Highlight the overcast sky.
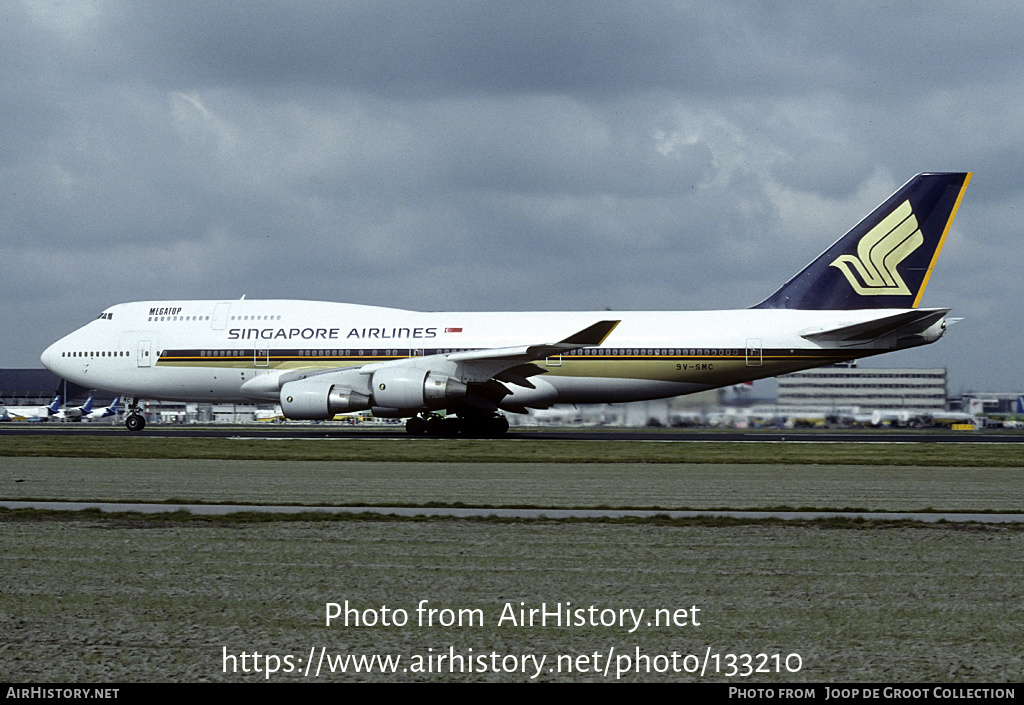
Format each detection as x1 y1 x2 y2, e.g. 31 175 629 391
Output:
3 1 1021 394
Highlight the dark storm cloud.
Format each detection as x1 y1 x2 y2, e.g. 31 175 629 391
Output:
1 1 1021 393
103 2 706 96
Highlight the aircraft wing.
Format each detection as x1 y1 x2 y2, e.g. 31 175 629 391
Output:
400 318 621 406
243 319 621 402
447 320 621 362
445 320 620 383
800 308 949 346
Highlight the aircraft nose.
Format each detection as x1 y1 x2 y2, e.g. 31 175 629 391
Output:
40 342 60 374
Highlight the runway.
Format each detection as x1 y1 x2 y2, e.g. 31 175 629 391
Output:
3 499 1023 523
2 423 1023 443
4 428 1021 525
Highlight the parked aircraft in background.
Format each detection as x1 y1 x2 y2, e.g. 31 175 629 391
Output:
79 397 121 422
0 396 61 422
40 172 971 436
253 405 285 423
59 395 94 421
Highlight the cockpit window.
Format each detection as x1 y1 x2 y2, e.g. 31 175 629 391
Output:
97 312 113 320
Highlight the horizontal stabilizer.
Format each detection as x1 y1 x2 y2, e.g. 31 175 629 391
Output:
801 308 949 345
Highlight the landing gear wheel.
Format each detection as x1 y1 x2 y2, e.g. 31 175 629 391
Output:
405 416 426 435
459 413 509 437
125 414 146 432
423 415 461 437
424 415 445 436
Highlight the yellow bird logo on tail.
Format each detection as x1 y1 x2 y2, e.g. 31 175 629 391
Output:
830 200 922 296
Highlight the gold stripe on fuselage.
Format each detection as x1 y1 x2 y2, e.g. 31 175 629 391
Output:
156 350 856 386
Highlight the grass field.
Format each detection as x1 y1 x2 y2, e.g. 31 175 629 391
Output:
3 517 1022 682
2 434 1022 682
1 431 1023 466
3 458 1024 512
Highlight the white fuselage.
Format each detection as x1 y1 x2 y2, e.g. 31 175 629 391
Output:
1 403 56 422
40 299 941 410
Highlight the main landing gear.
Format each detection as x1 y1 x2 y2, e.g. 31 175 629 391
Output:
405 413 510 437
125 398 146 432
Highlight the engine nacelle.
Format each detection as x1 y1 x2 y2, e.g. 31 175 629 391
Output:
497 376 558 412
371 368 468 411
280 378 371 420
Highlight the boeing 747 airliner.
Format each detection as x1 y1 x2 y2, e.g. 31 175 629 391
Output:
41 172 971 435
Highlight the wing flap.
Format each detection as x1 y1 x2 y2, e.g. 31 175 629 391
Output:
493 363 546 389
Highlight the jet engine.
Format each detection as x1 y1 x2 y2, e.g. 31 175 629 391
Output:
370 368 468 415
279 377 371 420
279 366 468 420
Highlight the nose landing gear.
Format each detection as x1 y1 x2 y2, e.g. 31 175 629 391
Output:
125 398 146 432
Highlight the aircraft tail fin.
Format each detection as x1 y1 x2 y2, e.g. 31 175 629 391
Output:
81 397 94 414
48 396 61 415
754 172 971 310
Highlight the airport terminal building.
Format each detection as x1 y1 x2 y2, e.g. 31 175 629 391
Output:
776 365 947 412
0 369 74 405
